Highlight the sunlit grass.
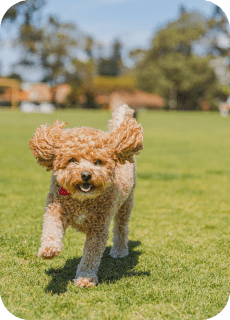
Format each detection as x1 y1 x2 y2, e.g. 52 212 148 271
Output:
0 108 230 319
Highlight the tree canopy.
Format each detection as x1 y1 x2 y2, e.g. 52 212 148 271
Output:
98 39 123 77
134 9 229 110
1 2 229 110
2 0 46 26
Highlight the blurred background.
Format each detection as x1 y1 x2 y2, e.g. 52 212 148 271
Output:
1 4 230 317
0 0 229 113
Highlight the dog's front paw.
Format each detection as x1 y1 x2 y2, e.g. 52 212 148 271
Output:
38 243 62 259
74 276 98 288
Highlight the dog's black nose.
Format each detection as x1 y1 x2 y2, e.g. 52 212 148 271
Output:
81 171 92 182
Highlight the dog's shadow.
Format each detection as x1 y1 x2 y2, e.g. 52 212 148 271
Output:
45 240 149 295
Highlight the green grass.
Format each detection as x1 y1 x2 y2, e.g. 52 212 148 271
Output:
0 108 230 320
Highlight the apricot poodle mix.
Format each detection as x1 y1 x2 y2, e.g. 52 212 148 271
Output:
29 104 143 288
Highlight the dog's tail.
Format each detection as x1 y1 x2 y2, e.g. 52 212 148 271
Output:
108 104 135 132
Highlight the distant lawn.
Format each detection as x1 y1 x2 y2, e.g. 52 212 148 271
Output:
0 108 230 320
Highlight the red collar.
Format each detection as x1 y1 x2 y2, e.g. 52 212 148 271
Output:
59 187 71 195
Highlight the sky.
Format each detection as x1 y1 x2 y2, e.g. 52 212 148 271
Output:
0 0 229 81
42 0 215 48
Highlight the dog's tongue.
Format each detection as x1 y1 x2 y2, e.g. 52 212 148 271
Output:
80 183 91 192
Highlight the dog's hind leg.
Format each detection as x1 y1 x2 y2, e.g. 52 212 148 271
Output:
110 191 134 258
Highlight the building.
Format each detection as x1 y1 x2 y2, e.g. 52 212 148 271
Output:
21 82 52 102
53 84 71 104
95 90 165 110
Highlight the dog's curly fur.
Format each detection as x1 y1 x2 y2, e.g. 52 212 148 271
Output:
29 104 143 288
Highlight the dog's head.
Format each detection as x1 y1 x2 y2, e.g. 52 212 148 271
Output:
29 118 143 200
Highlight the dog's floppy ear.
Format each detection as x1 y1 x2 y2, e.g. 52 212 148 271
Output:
29 120 67 171
111 117 143 164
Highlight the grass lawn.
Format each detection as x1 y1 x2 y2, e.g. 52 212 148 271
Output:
0 108 230 320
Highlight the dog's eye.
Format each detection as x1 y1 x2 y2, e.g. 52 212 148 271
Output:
94 159 102 165
69 158 78 163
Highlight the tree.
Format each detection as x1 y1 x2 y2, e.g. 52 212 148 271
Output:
2 0 46 26
7 73 23 82
15 16 79 83
135 9 224 110
207 5 230 88
84 36 94 59
14 14 99 107
1 0 46 78
179 4 187 16
208 5 230 59
66 58 97 108
98 39 123 77
129 48 145 65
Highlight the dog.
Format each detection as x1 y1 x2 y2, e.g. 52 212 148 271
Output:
29 104 143 288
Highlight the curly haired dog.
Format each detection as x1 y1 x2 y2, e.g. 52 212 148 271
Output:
29 104 143 288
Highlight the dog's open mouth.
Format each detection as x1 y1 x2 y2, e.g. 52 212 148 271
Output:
78 183 93 193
